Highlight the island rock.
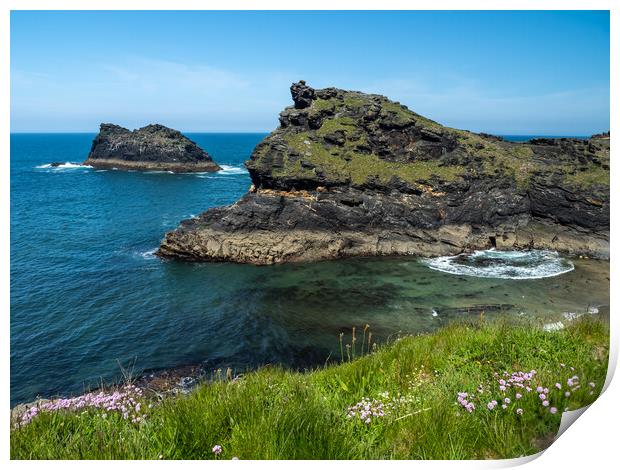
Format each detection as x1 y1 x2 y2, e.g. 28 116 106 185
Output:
84 123 221 172
158 82 609 264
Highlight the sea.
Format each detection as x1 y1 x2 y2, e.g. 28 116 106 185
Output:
10 133 607 406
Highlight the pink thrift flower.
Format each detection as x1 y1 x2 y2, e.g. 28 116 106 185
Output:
542 400 549 407
212 445 222 455
516 408 523 415
550 407 558 414
515 393 522 399
555 383 562 389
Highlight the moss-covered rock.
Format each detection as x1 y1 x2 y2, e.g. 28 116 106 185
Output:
159 81 609 264
246 82 608 194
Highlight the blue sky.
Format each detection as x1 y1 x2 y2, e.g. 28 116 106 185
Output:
11 10 609 134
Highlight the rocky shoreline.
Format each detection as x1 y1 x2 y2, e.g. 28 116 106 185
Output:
84 123 221 173
158 81 609 264
11 363 211 419
12 300 609 416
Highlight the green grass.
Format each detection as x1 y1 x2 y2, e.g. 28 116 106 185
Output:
310 97 337 113
342 94 368 110
250 89 609 192
315 116 358 137
449 130 536 188
563 164 610 188
279 131 464 187
379 101 417 127
11 318 608 460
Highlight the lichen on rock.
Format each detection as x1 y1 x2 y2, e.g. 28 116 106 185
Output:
158 81 609 264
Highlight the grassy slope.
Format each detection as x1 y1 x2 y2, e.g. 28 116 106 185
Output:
11 319 608 460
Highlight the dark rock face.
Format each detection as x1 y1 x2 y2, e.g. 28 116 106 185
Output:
290 80 316 109
84 123 221 172
158 81 609 264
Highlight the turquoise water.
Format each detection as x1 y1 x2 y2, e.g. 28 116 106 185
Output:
10 133 609 406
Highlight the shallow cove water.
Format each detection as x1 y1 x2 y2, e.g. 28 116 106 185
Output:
10 133 609 406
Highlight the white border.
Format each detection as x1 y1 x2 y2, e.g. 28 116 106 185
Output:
2 2 616 468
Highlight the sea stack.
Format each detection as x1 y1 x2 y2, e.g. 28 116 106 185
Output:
158 81 609 264
84 123 221 173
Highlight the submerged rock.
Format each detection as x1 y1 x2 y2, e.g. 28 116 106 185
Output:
158 81 609 264
84 123 221 173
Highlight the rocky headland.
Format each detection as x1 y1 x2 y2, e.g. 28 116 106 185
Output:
84 123 221 172
158 81 609 264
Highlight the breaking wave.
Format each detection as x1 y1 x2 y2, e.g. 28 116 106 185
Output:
139 248 158 260
36 162 93 170
217 165 247 175
421 249 575 280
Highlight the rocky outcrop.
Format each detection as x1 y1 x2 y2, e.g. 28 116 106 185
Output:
84 124 221 172
158 81 609 264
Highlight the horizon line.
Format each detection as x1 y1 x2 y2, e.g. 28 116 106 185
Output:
9 130 598 136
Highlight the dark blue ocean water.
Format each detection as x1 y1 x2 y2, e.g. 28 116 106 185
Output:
10 133 608 406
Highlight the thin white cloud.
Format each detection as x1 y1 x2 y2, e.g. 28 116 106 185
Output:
11 58 293 131
357 77 609 134
101 58 251 93
11 61 608 134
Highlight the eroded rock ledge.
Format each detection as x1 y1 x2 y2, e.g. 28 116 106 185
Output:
84 123 221 173
158 81 609 264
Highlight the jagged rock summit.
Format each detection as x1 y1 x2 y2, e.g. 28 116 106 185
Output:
158 81 609 264
84 123 221 172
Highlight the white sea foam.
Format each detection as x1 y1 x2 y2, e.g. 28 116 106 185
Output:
421 249 575 280
562 311 585 321
36 162 93 170
140 248 158 260
543 321 565 332
217 164 247 175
